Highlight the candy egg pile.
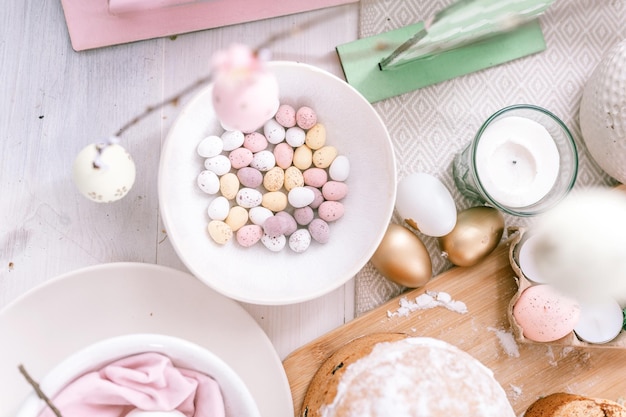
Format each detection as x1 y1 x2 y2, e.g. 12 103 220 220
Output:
196 104 350 252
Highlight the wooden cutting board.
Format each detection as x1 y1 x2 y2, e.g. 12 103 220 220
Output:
282 241 626 416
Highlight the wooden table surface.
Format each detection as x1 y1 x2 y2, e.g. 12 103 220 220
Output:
283 242 626 415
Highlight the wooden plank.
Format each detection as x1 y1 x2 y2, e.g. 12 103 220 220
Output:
283 242 626 415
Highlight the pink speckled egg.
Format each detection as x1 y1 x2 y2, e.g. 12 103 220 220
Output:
228 147 253 169
318 201 345 222
308 218 330 243
513 284 581 342
322 181 348 201
236 224 263 247
273 142 294 169
275 104 297 128
296 106 317 130
302 167 328 188
243 131 268 153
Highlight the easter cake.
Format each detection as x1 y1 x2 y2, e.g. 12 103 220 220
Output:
524 393 626 417
301 333 515 417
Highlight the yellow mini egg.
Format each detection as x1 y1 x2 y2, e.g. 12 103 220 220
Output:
370 223 432 288
438 206 504 267
395 172 456 237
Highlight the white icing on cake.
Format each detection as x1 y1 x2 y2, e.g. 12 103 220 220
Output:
321 337 515 417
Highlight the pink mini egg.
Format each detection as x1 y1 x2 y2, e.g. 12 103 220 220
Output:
275 104 296 128
243 131 268 153
228 147 253 169
263 215 291 238
306 186 324 209
303 167 328 188
296 106 317 130
273 142 294 169
322 181 348 201
513 284 581 342
237 167 263 188
293 206 315 225
318 201 345 222
275 211 298 235
308 218 330 243
236 224 263 247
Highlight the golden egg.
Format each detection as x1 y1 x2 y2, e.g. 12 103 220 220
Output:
370 223 432 288
438 206 504 267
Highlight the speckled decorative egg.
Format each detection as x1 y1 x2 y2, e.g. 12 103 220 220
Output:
73 142 136 203
512 284 581 342
580 38 626 182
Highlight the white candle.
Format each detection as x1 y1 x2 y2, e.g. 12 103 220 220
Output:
475 116 560 208
517 234 549 284
573 299 624 344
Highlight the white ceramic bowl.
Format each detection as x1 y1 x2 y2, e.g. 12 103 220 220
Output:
16 333 261 417
159 61 396 305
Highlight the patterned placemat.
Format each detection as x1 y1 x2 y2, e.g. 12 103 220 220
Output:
354 0 626 315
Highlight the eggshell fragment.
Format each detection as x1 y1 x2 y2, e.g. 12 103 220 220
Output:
513 284 581 342
396 172 457 237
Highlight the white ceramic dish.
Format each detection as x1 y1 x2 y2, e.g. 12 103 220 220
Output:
16 333 260 417
0 263 292 417
159 61 396 305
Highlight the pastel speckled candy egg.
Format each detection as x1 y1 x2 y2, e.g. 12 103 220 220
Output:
322 181 348 201
289 229 312 253
275 104 296 127
303 167 328 188
204 155 231 176
197 170 220 194
293 206 314 225
221 130 245 151
207 220 233 245
261 233 286 252
288 187 315 208
237 167 263 188
250 150 276 171
312 145 337 168
275 211 298 235
329 155 350 181
229 147 254 169
219 172 240 200
274 142 294 169
264 118 286 144
284 166 304 191
263 166 285 192
243 131 268 153
224 205 248 231
236 188 263 208
261 191 288 212
207 196 230 221
285 127 306 147
318 201 345 222
305 123 326 150
308 218 330 243
296 106 317 130
197 135 223 158
513 284 581 342
73 142 136 203
236 224 263 247
249 206 274 225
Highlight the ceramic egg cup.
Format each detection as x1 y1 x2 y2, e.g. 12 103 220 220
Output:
507 227 626 349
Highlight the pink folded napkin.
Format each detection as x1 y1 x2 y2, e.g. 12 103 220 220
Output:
39 352 225 417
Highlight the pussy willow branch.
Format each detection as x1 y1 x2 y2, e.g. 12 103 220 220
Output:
114 9 341 139
18 364 63 417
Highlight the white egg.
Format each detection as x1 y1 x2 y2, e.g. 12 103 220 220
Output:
395 172 457 237
73 142 136 203
329 155 350 181
125 409 186 417
207 196 230 220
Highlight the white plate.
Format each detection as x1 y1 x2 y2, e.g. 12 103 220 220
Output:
0 263 293 417
159 61 396 305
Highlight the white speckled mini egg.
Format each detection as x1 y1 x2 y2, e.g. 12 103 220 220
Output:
197 135 223 158
73 142 136 203
207 196 230 220
204 155 231 176
221 130 245 151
